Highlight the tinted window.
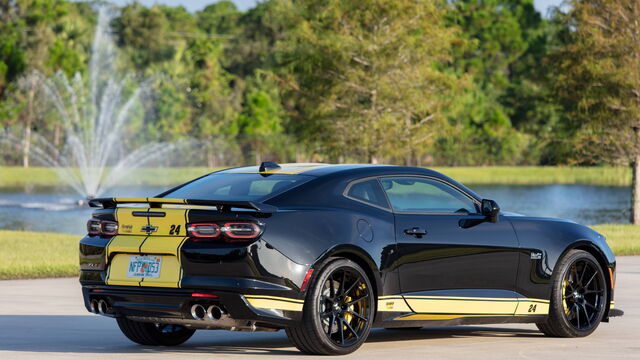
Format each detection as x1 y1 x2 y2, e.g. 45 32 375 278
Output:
346 179 389 209
162 173 312 201
379 177 476 213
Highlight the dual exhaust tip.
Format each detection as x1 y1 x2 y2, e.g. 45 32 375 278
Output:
90 299 111 316
190 304 224 321
91 298 225 321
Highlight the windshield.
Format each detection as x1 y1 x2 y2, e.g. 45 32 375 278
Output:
161 173 313 202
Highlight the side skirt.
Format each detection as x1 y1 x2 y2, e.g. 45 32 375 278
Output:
374 313 547 328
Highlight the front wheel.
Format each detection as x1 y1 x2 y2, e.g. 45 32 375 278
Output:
286 258 375 355
537 250 607 337
116 317 195 346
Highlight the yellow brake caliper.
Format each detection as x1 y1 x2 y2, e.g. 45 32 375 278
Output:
563 280 571 315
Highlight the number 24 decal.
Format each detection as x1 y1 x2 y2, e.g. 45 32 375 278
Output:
169 224 181 235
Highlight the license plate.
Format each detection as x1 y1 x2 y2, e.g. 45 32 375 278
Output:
127 255 162 278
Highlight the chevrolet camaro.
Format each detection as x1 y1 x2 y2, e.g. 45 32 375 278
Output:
79 163 622 355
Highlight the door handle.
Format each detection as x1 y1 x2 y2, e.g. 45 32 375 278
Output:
404 227 427 238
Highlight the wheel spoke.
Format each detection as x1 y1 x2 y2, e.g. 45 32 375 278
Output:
574 304 581 328
583 289 604 295
563 293 575 299
578 262 589 287
339 318 345 344
347 293 369 306
570 266 579 289
343 318 359 340
338 270 346 296
583 272 597 290
344 276 362 297
581 304 591 328
346 309 368 322
327 314 334 336
584 301 598 311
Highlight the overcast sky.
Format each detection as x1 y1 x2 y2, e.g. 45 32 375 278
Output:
105 0 565 14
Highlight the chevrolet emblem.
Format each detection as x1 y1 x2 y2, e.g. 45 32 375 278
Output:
141 225 158 235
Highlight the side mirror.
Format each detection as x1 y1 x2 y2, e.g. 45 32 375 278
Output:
481 199 500 223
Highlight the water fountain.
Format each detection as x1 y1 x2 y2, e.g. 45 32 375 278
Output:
1 5 183 200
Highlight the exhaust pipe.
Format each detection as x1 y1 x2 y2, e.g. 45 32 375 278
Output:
190 304 206 320
207 305 224 321
97 299 110 315
90 299 99 314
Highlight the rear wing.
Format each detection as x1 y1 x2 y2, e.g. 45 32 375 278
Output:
87 197 277 213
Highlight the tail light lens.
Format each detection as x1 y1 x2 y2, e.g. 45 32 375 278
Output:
87 218 118 236
187 223 221 238
87 219 101 235
101 221 119 236
222 222 262 240
187 221 263 242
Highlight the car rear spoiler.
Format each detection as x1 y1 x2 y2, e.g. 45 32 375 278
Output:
87 197 277 213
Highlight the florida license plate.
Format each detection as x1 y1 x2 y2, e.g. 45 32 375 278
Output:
127 255 162 278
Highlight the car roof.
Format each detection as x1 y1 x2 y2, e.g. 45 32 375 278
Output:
218 163 480 198
219 163 379 176
218 163 430 177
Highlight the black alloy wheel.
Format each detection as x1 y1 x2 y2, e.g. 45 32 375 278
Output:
561 257 606 330
318 266 372 347
286 258 375 355
537 250 607 337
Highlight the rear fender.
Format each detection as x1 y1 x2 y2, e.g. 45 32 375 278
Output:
311 244 383 298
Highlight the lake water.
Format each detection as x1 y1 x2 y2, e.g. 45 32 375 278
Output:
0 184 631 235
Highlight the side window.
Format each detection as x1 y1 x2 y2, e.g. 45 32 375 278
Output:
379 177 477 214
345 179 389 209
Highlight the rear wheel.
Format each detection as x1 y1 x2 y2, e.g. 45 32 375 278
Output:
286 258 375 355
116 317 195 346
537 250 607 337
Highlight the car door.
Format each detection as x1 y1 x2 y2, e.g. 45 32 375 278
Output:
379 176 522 318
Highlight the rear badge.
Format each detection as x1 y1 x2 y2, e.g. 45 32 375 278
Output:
141 225 158 235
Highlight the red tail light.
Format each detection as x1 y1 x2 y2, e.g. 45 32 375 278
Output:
87 218 118 236
187 223 221 238
187 221 263 242
222 222 262 241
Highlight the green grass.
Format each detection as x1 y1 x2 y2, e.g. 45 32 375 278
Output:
0 167 216 188
0 230 79 280
0 225 638 280
432 166 631 186
0 166 632 188
591 225 640 256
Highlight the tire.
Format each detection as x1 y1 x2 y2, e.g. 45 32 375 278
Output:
286 258 375 355
116 317 195 346
536 250 607 337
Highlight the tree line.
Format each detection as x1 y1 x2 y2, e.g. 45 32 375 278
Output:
0 0 638 176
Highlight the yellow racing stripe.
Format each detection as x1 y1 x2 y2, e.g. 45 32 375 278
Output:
384 295 550 320
244 295 305 312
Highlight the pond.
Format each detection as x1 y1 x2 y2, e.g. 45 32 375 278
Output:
0 184 631 235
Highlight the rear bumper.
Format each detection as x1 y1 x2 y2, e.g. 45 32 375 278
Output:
81 283 303 330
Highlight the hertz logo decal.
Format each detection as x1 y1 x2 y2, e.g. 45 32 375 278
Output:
386 301 395 309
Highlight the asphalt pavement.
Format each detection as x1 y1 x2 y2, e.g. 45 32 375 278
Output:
0 257 638 359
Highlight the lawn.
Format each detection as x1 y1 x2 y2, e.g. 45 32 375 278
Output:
0 230 79 280
0 166 632 188
0 167 216 188
0 225 638 280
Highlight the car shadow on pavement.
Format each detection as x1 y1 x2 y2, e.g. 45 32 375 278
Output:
0 315 542 356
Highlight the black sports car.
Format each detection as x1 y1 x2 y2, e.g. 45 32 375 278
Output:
79 163 621 355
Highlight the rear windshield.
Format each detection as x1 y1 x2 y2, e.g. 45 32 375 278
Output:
161 173 313 201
